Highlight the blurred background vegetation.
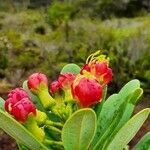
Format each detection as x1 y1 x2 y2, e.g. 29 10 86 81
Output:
0 0 150 95
0 0 150 149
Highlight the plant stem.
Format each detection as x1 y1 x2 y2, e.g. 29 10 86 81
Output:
45 120 63 128
38 89 56 110
46 125 62 134
44 139 63 147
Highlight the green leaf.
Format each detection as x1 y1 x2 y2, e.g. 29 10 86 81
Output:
106 108 150 150
93 100 132 150
118 79 140 100
101 88 143 149
129 88 143 105
17 143 29 150
22 80 44 111
0 97 5 111
91 80 141 148
62 108 96 150
0 109 48 150
91 94 119 147
61 63 81 74
134 132 150 150
100 103 134 150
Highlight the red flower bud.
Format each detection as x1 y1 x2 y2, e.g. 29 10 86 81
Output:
72 77 103 107
58 73 76 90
11 98 36 122
5 88 29 113
27 73 48 93
50 80 61 94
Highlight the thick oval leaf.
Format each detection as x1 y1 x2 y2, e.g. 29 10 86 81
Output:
61 63 81 75
0 109 48 150
106 108 150 150
134 132 150 150
62 108 96 150
0 97 5 111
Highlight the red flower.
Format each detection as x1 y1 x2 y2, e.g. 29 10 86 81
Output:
90 62 113 85
11 98 36 122
103 68 113 85
91 62 108 76
72 77 103 107
50 80 61 94
81 52 113 85
27 73 48 93
80 64 91 74
5 88 29 113
58 73 76 90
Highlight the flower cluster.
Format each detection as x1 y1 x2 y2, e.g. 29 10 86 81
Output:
50 51 112 107
3 51 113 147
1 51 149 150
5 51 113 122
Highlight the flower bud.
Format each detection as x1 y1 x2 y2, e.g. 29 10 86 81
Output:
58 73 76 90
27 73 48 93
72 76 103 107
11 98 36 122
5 88 29 113
27 73 55 109
50 80 61 94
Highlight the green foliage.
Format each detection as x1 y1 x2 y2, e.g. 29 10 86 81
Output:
106 108 150 150
0 79 149 149
0 3 149 149
0 109 48 150
16 49 41 70
0 37 9 70
62 108 96 150
91 80 143 149
47 2 74 28
0 97 4 111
